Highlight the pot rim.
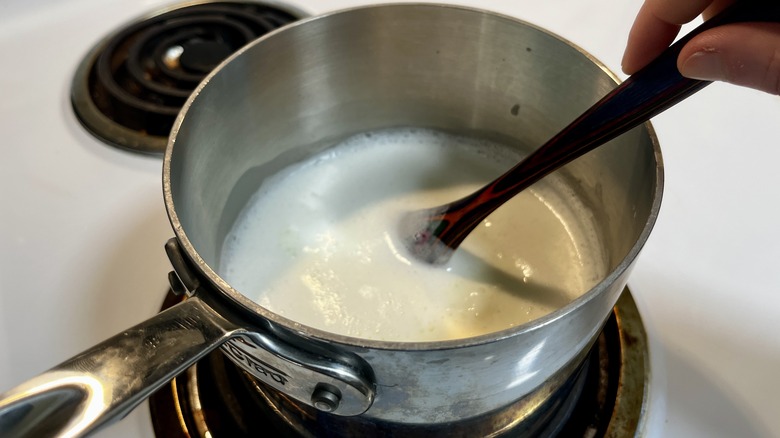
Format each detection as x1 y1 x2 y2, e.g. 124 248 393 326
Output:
162 2 664 352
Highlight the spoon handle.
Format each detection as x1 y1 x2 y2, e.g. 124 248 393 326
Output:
436 0 780 248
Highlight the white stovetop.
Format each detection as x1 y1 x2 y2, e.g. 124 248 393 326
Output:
1 0 779 437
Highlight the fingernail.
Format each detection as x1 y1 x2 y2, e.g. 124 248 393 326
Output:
680 50 726 81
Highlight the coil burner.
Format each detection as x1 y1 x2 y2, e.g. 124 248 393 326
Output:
71 2 304 154
149 290 649 437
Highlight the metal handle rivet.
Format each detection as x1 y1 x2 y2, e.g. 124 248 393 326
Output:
168 271 187 296
311 384 341 412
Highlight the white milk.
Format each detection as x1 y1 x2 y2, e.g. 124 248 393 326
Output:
220 128 607 342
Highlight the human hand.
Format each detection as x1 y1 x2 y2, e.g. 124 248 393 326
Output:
622 0 780 94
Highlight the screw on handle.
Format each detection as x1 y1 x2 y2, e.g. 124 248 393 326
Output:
311 383 342 412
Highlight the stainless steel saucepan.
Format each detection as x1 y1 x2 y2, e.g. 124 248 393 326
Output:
0 4 662 437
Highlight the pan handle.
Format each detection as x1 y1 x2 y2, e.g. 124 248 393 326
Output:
0 296 241 438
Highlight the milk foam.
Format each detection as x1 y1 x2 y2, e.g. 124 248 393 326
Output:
220 128 607 342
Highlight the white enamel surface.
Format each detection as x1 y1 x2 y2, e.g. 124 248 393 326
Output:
1 0 779 437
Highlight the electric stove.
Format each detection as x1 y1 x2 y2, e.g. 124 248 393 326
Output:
1 0 779 437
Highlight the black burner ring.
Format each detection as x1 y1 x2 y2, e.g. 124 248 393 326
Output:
149 291 649 437
180 39 235 72
71 1 306 154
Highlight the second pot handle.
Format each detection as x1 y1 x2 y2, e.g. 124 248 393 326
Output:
0 296 240 438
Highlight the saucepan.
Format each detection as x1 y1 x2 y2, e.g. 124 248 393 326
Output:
0 4 661 437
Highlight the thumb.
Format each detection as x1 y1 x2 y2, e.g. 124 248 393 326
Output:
679 22 780 95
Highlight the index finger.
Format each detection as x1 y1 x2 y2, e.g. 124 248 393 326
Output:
646 0 715 25
622 0 718 74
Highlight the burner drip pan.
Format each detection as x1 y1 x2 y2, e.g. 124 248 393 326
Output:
149 289 648 437
71 1 305 154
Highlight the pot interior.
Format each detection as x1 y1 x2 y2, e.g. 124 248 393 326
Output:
166 4 660 337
